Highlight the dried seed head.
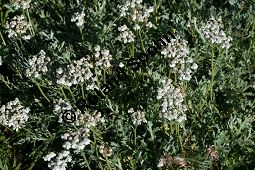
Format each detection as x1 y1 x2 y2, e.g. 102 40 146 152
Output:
207 145 219 161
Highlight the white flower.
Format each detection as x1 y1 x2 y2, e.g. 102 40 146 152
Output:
128 108 134 113
71 11 85 27
130 108 147 126
6 15 32 40
25 50 51 78
119 62 124 68
0 98 30 131
134 24 141 30
161 36 197 81
94 45 101 52
92 46 113 69
118 0 155 31
118 26 135 44
191 63 198 70
56 57 97 88
43 152 57 161
0 56 2 66
44 150 72 170
201 16 232 49
12 0 31 10
146 21 153 28
157 78 187 122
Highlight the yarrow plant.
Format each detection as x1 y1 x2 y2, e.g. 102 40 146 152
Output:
6 15 32 40
25 50 51 78
11 0 31 10
94 45 112 68
43 98 105 169
200 16 233 49
117 24 135 43
117 0 155 30
0 98 30 131
116 0 155 44
157 78 187 123
0 0 254 169
128 107 147 125
43 150 72 170
55 57 96 88
161 35 198 81
71 11 86 27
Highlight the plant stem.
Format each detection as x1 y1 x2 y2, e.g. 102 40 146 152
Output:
248 14 255 53
26 9 35 36
154 0 158 24
81 84 85 99
134 126 137 145
138 29 145 52
210 46 215 101
0 32 6 45
105 157 112 170
68 87 76 103
60 86 68 101
82 152 92 170
34 80 50 102
130 42 135 57
92 128 104 170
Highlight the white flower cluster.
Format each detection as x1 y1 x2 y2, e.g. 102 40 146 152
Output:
157 78 187 123
0 56 2 66
128 108 147 126
54 98 104 149
0 98 29 131
117 25 135 43
61 110 105 151
6 15 31 40
93 45 112 68
71 11 85 27
56 57 97 89
25 50 51 78
117 0 154 30
45 99 105 169
201 16 232 49
99 144 113 157
161 35 198 81
11 0 31 10
43 151 72 170
53 98 77 124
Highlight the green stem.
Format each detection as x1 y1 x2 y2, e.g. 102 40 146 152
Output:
26 9 35 36
154 0 158 24
130 42 135 57
134 126 137 145
0 75 12 89
105 157 112 170
93 0 98 11
81 84 85 99
82 152 92 170
174 71 177 85
248 14 255 53
210 46 215 101
68 87 76 103
138 29 145 52
60 86 68 101
0 32 6 45
34 80 50 102
92 128 104 170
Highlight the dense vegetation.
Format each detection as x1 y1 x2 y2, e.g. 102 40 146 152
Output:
0 0 254 169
